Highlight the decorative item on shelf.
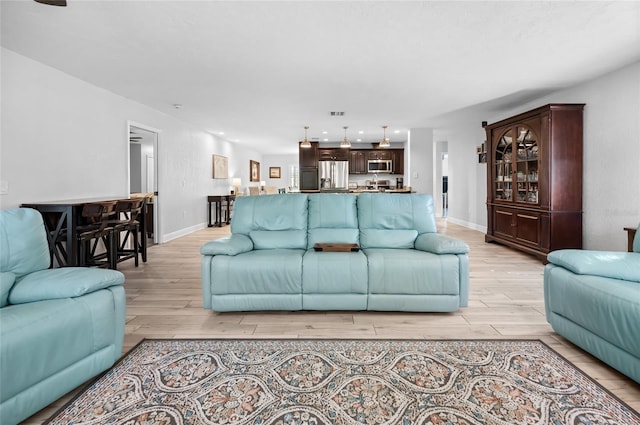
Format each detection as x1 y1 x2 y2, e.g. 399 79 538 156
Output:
212 154 229 179
477 141 487 163
269 167 281 179
378 125 390 148
231 177 241 195
260 181 266 194
299 125 311 148
250 160 260 182
340 126 351 148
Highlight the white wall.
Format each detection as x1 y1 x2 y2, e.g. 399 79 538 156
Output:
0 48 262 242
261 154 297 191
435 60 640 249
406 128 434 195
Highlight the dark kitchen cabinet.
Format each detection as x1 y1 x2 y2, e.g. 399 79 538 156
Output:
319 148 349 161
299 141 319 167
391 149 404 175
299 142 319 190
349 150 367 174
367 150 392 160
485 103 584 261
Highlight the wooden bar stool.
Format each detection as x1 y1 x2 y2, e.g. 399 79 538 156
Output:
109 198 145 267
78 201 118 269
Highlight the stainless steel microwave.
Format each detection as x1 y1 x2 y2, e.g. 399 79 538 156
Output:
367 159 392 173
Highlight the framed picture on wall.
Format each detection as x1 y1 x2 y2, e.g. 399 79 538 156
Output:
250 160 260 182
269 166 281 179
212 154 229 179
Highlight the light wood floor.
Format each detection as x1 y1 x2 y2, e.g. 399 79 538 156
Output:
22 220 640 423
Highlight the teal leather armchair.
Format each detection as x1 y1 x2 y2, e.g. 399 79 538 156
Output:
0 208 126 425
544 224 640 383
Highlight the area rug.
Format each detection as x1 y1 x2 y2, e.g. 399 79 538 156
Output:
45 339 640 425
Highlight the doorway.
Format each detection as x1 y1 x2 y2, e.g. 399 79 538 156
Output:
128 122 159 245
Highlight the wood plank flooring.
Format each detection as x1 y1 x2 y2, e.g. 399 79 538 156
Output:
21 220 640 423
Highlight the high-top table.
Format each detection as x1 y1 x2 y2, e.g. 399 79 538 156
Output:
207 195 235 227
21 197 147 267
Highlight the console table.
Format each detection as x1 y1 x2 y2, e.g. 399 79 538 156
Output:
624 227 637 252
208 195 235 227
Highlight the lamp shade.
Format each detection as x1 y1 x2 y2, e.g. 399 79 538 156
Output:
232 178 242 187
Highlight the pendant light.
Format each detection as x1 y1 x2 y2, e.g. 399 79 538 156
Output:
300 126 311 148
340 126 351 148
379 125 390 148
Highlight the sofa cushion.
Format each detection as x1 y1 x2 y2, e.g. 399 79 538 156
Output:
0 272 16 307
415 233 470 254
250 230 307 250
364 248 461 296
360 229 418 248
547 250 640 283
231 194 308 235
357 193 437 248
307 194 359 249
9 268 124 304
0 208 50 277
200 234 253 256
210 249 304 295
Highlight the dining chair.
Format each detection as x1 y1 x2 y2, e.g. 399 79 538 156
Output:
248 186 260 196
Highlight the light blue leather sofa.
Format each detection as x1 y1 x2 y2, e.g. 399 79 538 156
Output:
201 193 470 312
0 208 126 425
544 225 640 383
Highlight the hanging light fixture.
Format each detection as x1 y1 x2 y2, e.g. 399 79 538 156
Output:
300 126 311 148
379 125 390 148
340 126 351 148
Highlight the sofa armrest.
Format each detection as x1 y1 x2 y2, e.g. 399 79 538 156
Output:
1 271 16 307
414 233 470 254
547 249 640 283
8 268 124 304
200 234 253 256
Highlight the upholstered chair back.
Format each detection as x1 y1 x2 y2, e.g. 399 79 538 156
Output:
0 208 50 278
307 194 359 249
357 193 437 249
230 194 308 249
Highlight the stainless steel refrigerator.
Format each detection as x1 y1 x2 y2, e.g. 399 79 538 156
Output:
319 161 349 190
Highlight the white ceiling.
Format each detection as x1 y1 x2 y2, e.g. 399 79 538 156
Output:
2 1 639 154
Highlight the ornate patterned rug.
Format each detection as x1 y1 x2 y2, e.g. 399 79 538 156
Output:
45 339 639 425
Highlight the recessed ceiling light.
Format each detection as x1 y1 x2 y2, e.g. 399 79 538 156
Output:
358 130 364 134
322 131 328 134
394 130 401 134
323 138 329 142
218 132 225 135
356 138 362 142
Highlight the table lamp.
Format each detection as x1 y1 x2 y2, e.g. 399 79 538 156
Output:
232 178 241 195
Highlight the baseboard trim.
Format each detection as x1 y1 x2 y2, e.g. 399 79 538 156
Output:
160 222 207 243
446 217 487 234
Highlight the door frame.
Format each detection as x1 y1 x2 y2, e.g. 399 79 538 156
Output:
127 120 161 244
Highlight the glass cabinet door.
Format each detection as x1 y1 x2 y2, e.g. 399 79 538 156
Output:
515 126 539 204
494 129 513 201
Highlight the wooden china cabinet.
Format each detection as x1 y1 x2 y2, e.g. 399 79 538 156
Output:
485 103 585 261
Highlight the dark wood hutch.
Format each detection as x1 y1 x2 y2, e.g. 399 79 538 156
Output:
485 103 585 261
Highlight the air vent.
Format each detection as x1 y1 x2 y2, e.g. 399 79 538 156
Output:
330 112 345 116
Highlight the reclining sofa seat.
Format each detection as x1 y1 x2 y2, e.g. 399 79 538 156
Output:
0 208 126 425
544 224 640 383
201 193 470 312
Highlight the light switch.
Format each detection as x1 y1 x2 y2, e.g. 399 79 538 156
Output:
0 181 8 195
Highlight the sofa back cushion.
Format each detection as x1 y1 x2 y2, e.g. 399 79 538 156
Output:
307 194 359 248
357 193 437 248
0 208 50 278
231 194 308 249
